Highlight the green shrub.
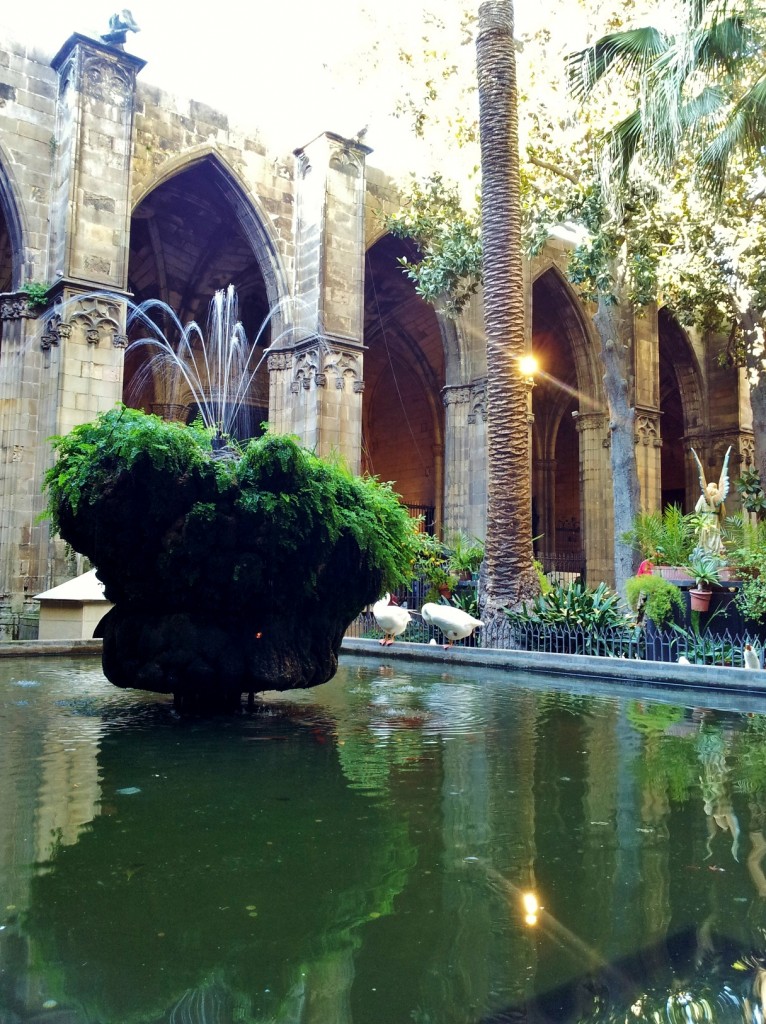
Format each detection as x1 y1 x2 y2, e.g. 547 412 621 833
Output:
735 467 766 518
504 580 627 631
624 573 685 629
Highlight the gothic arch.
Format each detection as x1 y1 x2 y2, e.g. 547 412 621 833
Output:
658 307 704 508
530 264 600 569
124 153 285 439
0 147 27 292
131 148 289 316
531 261 602 401
362 233 446 525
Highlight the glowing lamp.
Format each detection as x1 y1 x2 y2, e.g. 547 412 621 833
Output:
519 355 539 378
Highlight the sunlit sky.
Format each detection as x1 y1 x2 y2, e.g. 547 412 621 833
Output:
0 1 434 172
0 1 597 180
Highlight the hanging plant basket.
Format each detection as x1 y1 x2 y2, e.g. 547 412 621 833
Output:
689 588 713 612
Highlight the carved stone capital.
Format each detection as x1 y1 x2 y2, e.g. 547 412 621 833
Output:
443 386 471 408
0 293 39 321
292 349 321 390
470 382 487 425
267 351 293 372
572 411 608 434
324 350 361 391
740 434 756 466
59 294 125 348
634 413 661 447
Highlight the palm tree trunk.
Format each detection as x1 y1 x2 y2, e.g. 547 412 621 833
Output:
476 0 538 645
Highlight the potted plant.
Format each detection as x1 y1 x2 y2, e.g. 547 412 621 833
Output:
446 531 484 582
684 551 723 612
622 505 696 579
413 531 459 602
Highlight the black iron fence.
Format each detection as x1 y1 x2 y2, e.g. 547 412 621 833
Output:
347 611 765 668
535 550 586 586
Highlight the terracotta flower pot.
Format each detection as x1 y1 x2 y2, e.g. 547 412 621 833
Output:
689 587 713 612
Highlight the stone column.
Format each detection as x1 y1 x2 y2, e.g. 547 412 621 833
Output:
634 411 662 510
49 33 145 291
286 132 371 471
573 410 613 586
0 35 145 627
534 458 557 557
0 296 47 637
442 380 487 541
632 305 662 510
279 339 365 471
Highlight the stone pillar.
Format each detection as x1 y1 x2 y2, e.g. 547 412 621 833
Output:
0 296 47 637
49 33 145 291
442 380 487 541
286 132 371 470
0 35 144 628
535 458 557 555
634 410 662 510
632 305 662 510
573 410 613 586
268 341 364 471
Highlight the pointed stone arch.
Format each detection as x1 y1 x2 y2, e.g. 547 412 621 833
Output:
0 147 27 293
658 307 704 509
130 148 289 316
124 151 289 439
529 264 605 576
362 233 447 532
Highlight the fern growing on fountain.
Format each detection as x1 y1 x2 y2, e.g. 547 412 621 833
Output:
43 405 418 709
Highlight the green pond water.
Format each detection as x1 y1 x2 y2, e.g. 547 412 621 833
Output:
2 653 766 1023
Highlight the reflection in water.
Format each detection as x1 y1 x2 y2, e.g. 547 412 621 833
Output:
4 657 766 1020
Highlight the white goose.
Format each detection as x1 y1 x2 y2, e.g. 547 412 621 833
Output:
372 593 412 646
744 644 762 670
421 602 484 648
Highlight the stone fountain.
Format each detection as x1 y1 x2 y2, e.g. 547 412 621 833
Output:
43 288 415 711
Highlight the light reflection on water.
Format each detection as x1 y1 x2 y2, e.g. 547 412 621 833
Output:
2 654 766 1022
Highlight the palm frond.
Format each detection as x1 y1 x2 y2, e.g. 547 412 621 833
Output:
601 109 644 184
567 28 667 101
695 14 755 71
679 83 726 129
698 72 766 196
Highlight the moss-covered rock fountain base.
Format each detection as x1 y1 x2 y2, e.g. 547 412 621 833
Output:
45 407 415 711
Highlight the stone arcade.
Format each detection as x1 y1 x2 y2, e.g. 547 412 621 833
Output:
0 25 756 637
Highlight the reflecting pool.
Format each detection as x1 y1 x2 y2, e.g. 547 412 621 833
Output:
2 654 766 1023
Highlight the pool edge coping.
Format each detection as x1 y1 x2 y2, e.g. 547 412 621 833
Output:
340 637 766 697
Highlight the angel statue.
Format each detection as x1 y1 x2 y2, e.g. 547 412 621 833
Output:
690 445 732 557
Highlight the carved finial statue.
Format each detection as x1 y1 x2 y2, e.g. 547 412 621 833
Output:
100 10 140 48
690 445 732 557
